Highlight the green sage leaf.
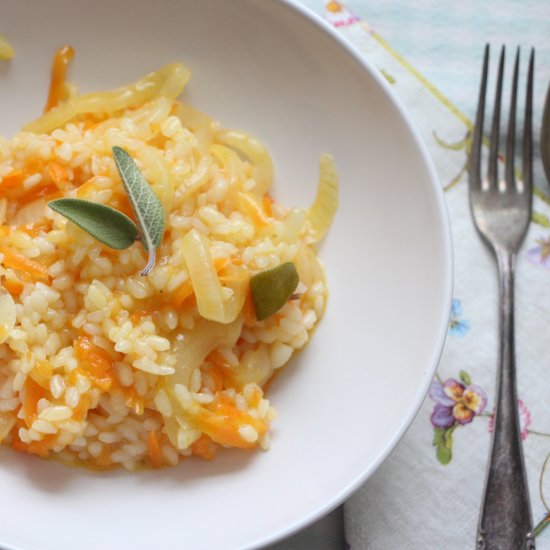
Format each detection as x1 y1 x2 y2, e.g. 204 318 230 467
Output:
112 146 165 275
250 262 299 321
48 198 139 249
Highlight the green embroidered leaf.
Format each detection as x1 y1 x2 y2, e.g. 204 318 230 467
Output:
112 146 165 275
532 211 550 228
436 441 452 465
48 198 139 249
459 370 472 386
432 428 444 446
444 426 455 449
250 262 299 321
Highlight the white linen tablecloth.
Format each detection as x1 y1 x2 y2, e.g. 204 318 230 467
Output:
270 1 550 548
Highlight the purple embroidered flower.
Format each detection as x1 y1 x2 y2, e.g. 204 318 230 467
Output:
527 238 550 269
489 399 532 440
429 377 487 428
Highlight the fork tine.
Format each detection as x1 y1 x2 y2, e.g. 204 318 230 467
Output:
522 48 534 191
470 44 489 189
504 48 519 189
488 46 505 189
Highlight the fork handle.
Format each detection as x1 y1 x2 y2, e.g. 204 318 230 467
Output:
477 249 535 550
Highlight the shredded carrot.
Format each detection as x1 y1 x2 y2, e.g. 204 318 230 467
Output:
171 258 230 308
207 365 225 392
248 386 263 409
191 434 216 460
171 280 194 308
107 191 135 220
191 399 268 450
205 351 236 390
94 445 113 468
120 388 145 415
0 226 8 237
147 431 163 468
262 195 274 217
72 393 92 421
3 278 24 297
243 290 256 326
238 192 270 226
74 337 115 392
12 435 55 458
47 161 70 188
0 246 49 281
44 45 74 112
19 182 60 206
17 220 53 237
0 170 23 192
130 309 152 325
76 177 100 199
214 257 230 272
20 377 47 427
29 360 53 390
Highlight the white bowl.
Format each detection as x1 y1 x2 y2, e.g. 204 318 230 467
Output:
0 1 452 548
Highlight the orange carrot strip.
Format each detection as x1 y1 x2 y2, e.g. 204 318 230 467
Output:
191 400 268 450
242 290 256 326
19 183 60 206
29 360 53 390
147 431 163 468
0 246 49 281
171 280 194 308
44 45 74 112
17 220 53 237
12 435 55 458
171 258 230 308
0 170 24 192
47 161 70 188
239 192 270 227
3 278 24 297
74 337 115 392
191 434 216 460
20 377 47 427
262 195 274 217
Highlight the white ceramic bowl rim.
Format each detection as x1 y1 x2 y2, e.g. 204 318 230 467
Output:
252 0 453 545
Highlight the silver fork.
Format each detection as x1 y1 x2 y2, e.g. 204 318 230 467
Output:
470 45 535 550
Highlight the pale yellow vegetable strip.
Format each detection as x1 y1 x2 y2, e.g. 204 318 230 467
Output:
169 316 243 387
216 129 274 195
24 63 190 134
181 229 247 324
176 103 219 151
306 154 339 242
0 35 14 60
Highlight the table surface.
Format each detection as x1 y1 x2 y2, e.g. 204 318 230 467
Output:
270 1 550 548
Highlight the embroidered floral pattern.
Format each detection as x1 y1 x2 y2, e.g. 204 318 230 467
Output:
527 237 550 269
449 298 470 337
488 399 532 441
429 370 486 464
324 1 359 28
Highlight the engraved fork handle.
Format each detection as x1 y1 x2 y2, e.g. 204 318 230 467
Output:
476 249 534 550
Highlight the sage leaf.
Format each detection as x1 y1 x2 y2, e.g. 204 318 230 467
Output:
250 262 299 321
48 198 139 249
112 146 165 275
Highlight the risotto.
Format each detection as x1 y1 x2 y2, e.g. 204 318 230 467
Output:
0 47 338 470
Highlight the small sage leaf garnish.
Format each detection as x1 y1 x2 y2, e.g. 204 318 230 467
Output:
250 262 299 321
48 198 139 249
112 146 165 276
